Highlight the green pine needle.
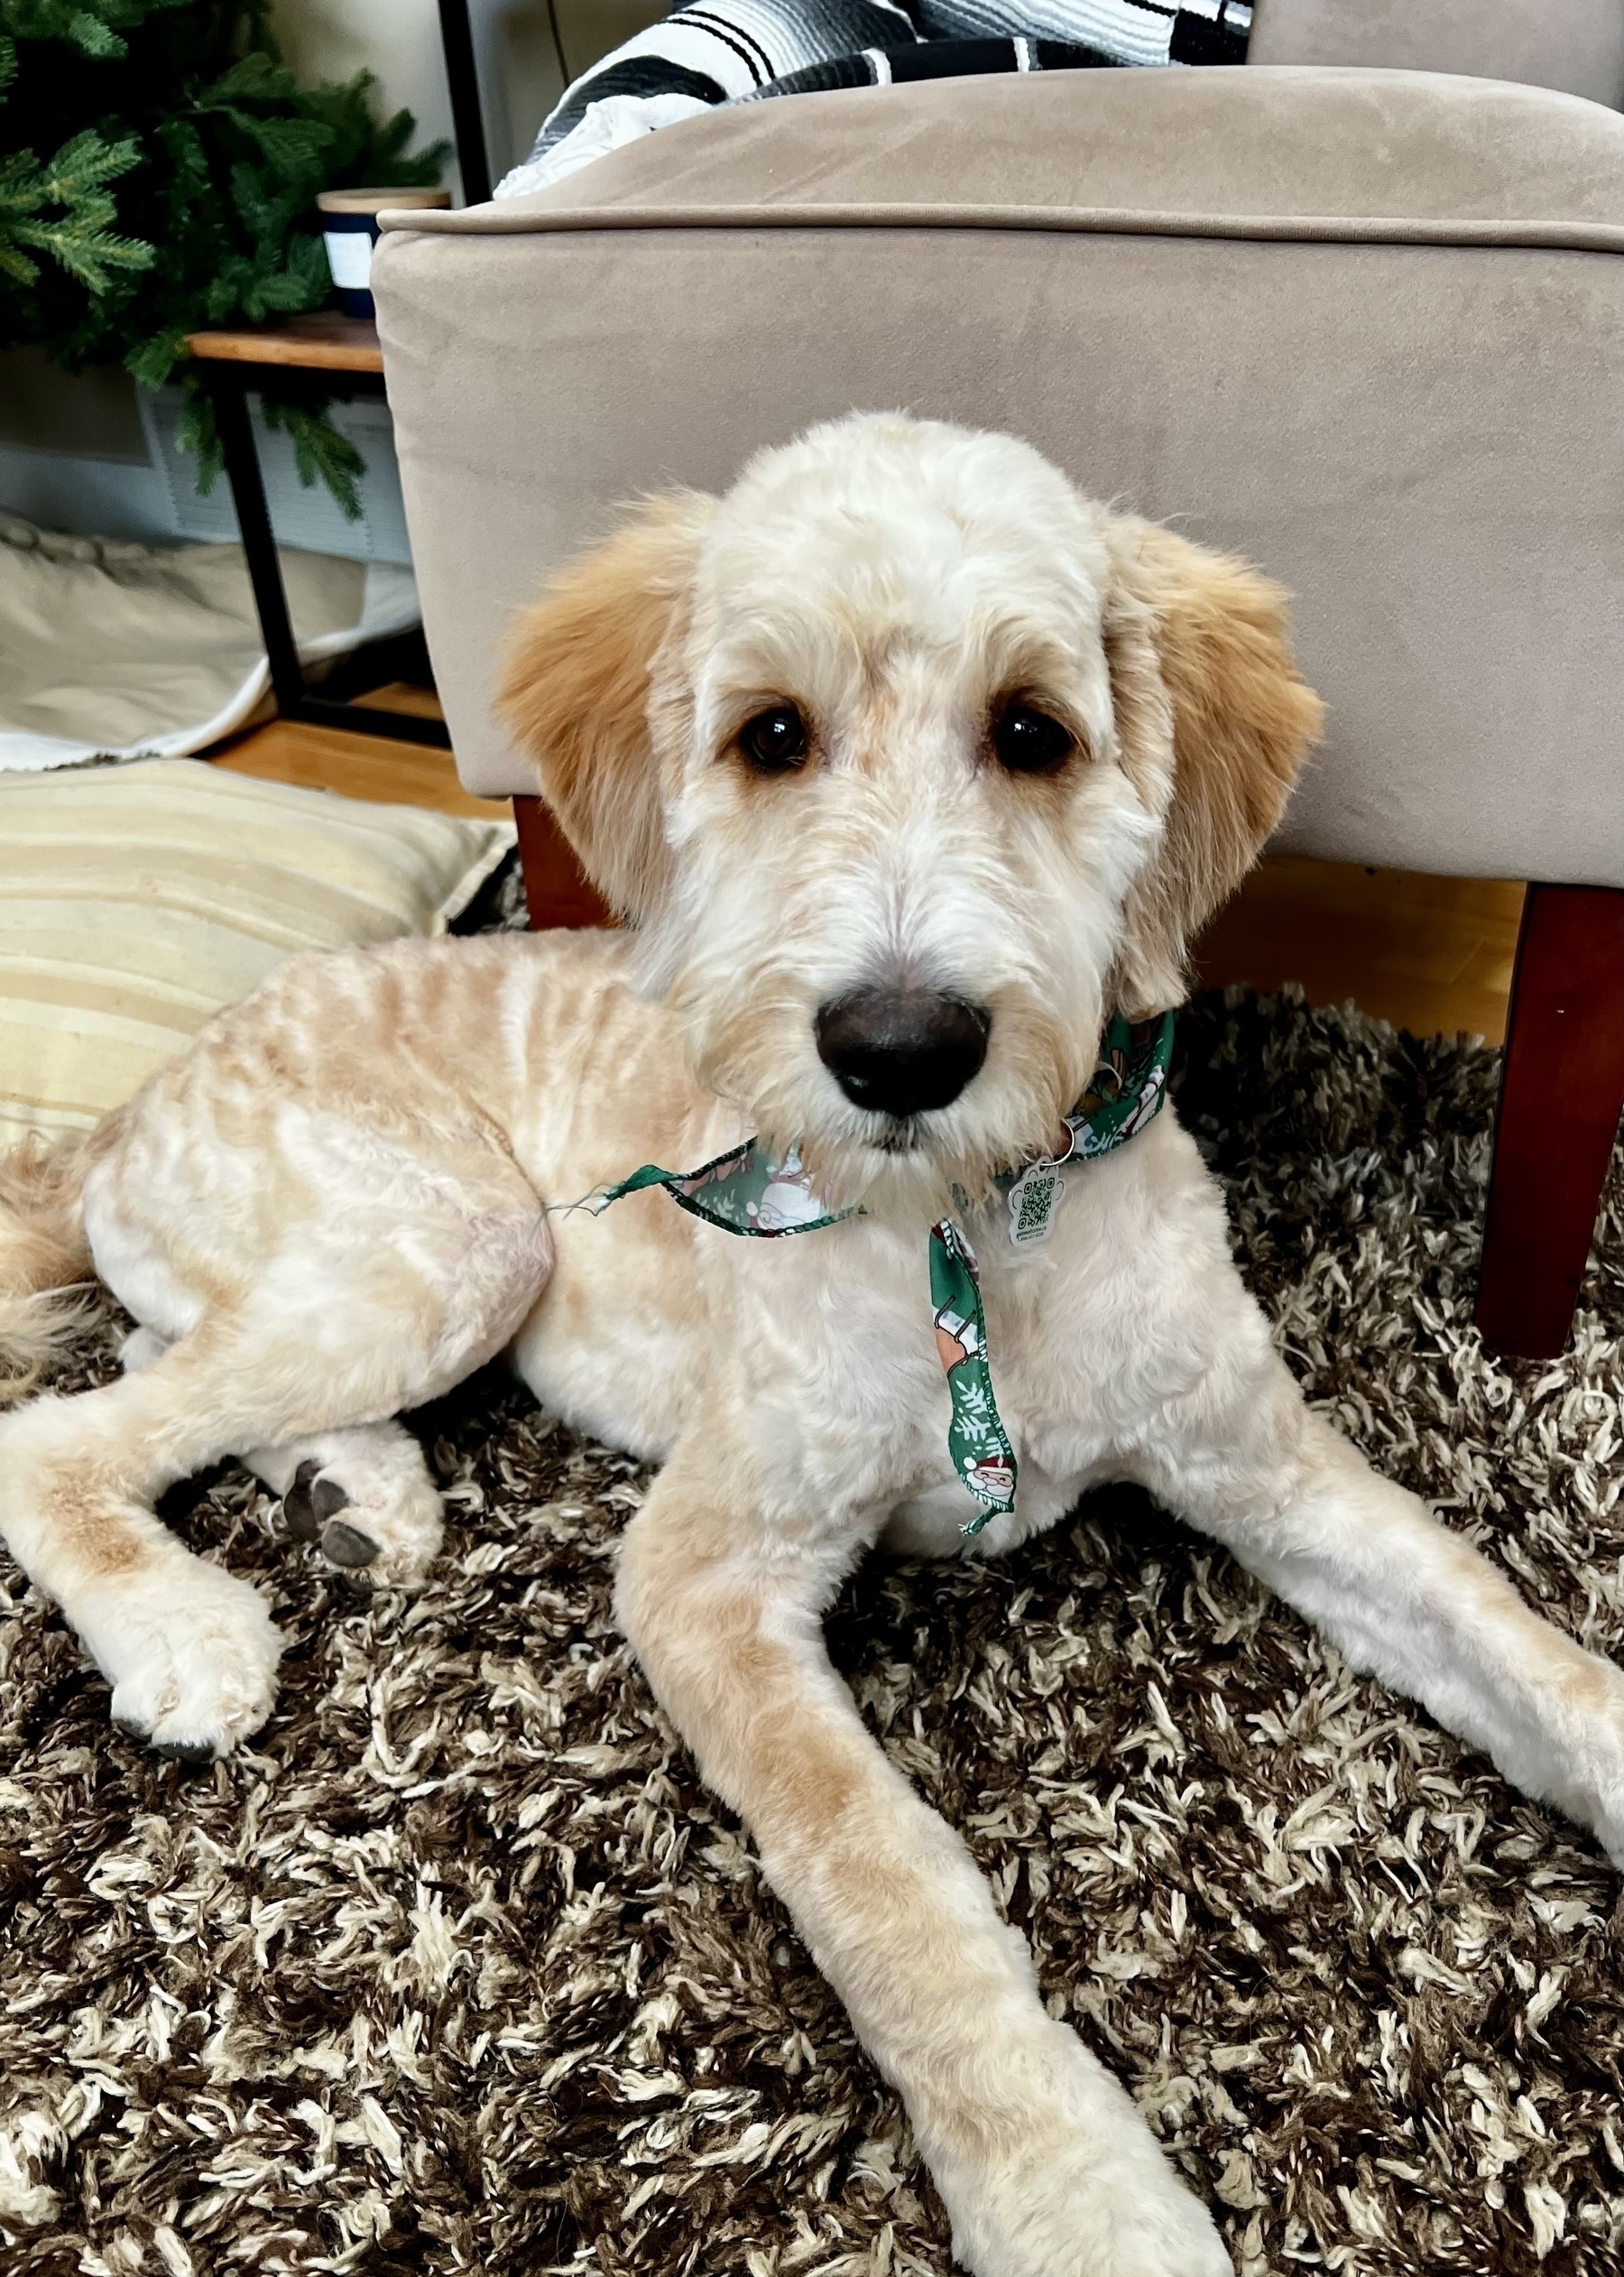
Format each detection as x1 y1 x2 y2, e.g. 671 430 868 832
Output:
172 377 223 492
40 127 143 201
204 52 297 106
124 320 187 389
64 12 127 60
0 129 153 292
263 394 364 520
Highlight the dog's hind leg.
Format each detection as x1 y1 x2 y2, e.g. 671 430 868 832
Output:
244 1421 444 1586
121 1275 444 1587
0 1165 550 1756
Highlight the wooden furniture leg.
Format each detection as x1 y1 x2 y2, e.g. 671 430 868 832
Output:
512 795 612 930
1476 884 1624 1359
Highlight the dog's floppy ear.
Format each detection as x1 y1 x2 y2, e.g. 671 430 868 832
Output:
1103 517 1324 1016
498 495 712 921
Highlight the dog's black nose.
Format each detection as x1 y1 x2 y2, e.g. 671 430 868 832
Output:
815 987 991 1118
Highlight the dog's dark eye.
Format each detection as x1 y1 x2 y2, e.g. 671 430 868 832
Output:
993 702 1074 775
740 706 807 774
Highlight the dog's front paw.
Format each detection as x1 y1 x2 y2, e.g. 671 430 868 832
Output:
1506 1650 1624 1875
927 2028 1232 2277
947 2140 1231 2277
977 2153 1230 2277
78 1555 281 1762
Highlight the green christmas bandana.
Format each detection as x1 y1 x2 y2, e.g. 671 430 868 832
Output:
586 1012 1175 1536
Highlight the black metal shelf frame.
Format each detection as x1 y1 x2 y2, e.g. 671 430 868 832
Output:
199 5 493 751
203 363 452 751
438 0 494 207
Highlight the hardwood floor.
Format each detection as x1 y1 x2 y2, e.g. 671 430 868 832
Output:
207 703 1525 1045
1194 858 1524 1045
209 687 493 819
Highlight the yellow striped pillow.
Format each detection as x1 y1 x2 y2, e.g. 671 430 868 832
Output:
0 758 513 1145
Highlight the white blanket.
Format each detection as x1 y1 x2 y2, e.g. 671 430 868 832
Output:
0 516 420 773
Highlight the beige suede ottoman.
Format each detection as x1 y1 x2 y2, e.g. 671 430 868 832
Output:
374 63 1623 886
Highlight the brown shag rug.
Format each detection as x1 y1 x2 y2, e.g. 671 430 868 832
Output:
3 983 1623 2277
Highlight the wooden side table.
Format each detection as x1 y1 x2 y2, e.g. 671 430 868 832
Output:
186 315 451 752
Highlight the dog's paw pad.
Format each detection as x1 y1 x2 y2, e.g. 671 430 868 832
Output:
311 1476 350 1523
271 1443 443 1588
282 1458 323 1542
283 1463 355 1547
152 1738 217 1769
321 1518 379 1569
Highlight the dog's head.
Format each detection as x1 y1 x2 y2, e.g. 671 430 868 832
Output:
500 414 1322 1211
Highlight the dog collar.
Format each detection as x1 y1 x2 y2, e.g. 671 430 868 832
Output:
586 1012 1174 1536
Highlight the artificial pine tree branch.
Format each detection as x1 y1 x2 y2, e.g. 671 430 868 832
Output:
0 1 193 65
1 0 447 513
0 128 152 292
263 395 364 520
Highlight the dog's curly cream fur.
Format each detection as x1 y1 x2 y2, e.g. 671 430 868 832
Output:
4 416 1622 2277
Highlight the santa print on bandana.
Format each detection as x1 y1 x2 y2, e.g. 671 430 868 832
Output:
927 1216 1019 1528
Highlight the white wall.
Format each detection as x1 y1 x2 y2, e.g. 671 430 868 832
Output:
272 0 665 199
275 0 460 188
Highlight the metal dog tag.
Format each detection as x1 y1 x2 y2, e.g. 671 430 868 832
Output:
1006 1160 1066 1247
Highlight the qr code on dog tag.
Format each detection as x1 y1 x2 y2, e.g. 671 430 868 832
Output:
1007 1161 1065 1247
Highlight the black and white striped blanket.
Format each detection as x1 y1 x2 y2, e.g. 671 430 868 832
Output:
496 0 1252 198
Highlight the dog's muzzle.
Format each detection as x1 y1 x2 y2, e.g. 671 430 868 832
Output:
815 986 991 1120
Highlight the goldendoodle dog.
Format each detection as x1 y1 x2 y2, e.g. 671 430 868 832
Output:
5 415 1621 2277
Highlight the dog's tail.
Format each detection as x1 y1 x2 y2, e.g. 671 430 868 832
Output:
0 1133 97 1405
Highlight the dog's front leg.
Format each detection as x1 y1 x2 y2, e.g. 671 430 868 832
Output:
1145 1384 1624 1868
617 1438 1232 2277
